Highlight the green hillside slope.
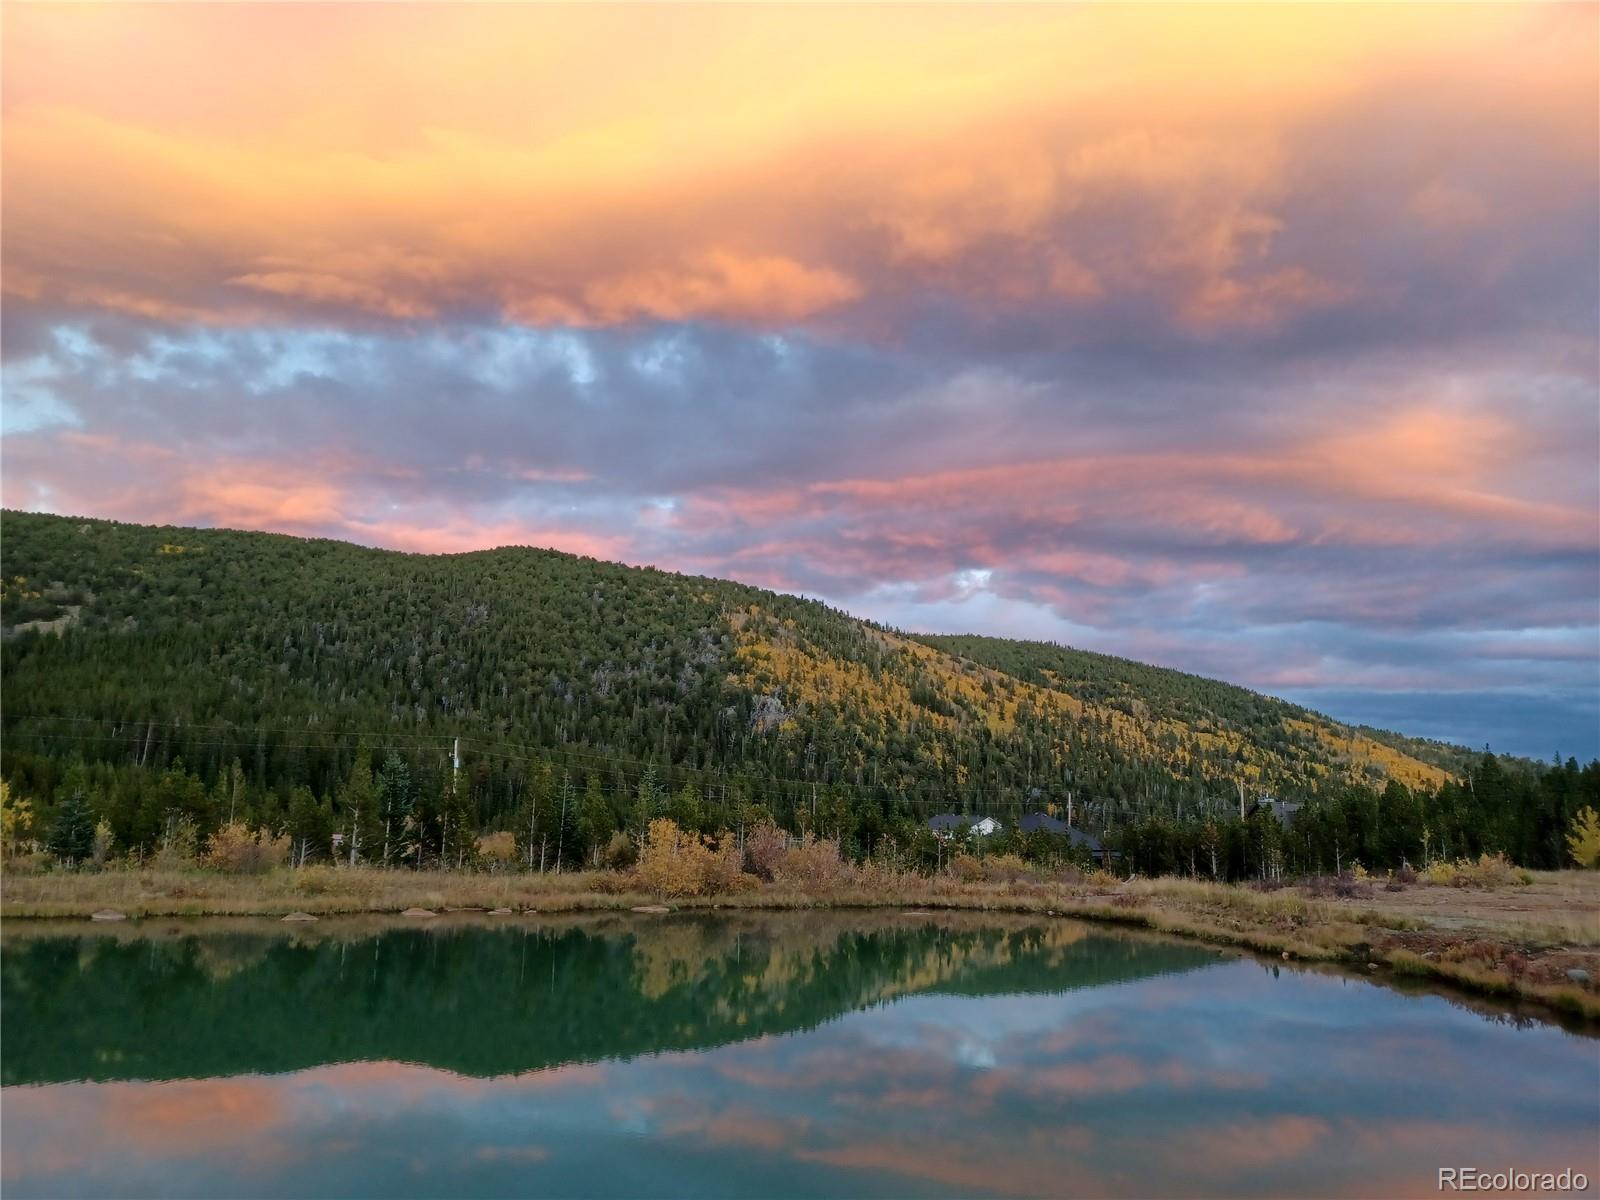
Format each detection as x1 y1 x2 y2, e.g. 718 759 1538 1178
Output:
7 508 1587 875
3 509 1451 807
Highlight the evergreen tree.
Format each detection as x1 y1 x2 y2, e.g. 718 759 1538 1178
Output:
668 780 703 833
286 785 333 866
514 763 556 871
554 771 576 871
337 746 380 866
578 773 615 867
375 753 415 868
46 785 96 865
435 769 475 870
631 767 664 840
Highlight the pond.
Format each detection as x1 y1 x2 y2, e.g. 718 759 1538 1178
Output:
2 912 1595 1198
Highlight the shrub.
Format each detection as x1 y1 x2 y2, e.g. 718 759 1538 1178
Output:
5 850 50 875
603 831 637 870
1422 860 1459 886
854 858 917 894
743 821 788 881
1422 853 1528 889
772 833 855 890
636 818 706 897
948 853 986 883
635 818 755 898
293 865 337 894
152 814 200 870
91 820 115 868
948 853 1035 884
475 831 518 871
703 834 757 894
1461 853 1522 888
988 854 1038 883
202 822 290 873
1331 872 1369 900
591 870 633 894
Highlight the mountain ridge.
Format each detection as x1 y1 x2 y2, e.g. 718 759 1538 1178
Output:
1 509 1479 819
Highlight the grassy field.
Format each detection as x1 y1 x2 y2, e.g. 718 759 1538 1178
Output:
5 865 1597 1021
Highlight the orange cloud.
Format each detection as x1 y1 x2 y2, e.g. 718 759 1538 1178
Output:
674 402 1593 575
538 252 860 326
177 467 347 531
2 4 1591 332
230 271 438 320
1 433 628 562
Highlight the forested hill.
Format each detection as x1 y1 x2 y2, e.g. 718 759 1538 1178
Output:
2 509 1477 830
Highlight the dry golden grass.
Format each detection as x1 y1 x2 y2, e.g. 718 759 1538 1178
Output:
1319 868 1600 947
0 864 646 917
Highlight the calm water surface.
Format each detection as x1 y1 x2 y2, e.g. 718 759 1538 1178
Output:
2 912 1595 1198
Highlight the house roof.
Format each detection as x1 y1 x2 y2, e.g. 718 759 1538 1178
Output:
1019 812 1067 834
1262 797 1304 826
1067 828 1104 853
1017 812 1102 852
927 813 1001 833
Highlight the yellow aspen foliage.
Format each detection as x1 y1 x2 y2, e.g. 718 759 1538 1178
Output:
0 781 34 857
1567 807 1600 869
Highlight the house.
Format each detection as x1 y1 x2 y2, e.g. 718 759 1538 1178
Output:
1019 812 1109 863
1259 796 1303 827
927 813 1002 839
1066 827 1107 863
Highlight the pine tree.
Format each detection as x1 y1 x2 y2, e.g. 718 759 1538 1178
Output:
669 780 703 833
337 746 380 867
631 766 663 840
441 771 475 869
46 786 97 865
376 753 415 868
578 773 615 867
286 785 333 866
225 757 247 825
555 771 575 872
514 763 556 871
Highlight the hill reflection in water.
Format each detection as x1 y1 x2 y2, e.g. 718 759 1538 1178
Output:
1 911 1216 1084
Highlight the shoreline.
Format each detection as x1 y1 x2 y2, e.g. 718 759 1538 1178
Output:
5 867 1597 1023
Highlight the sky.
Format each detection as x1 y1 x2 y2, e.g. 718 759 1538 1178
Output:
2 4 1597 759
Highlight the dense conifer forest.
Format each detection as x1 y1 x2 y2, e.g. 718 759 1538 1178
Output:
3 510 1594 878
